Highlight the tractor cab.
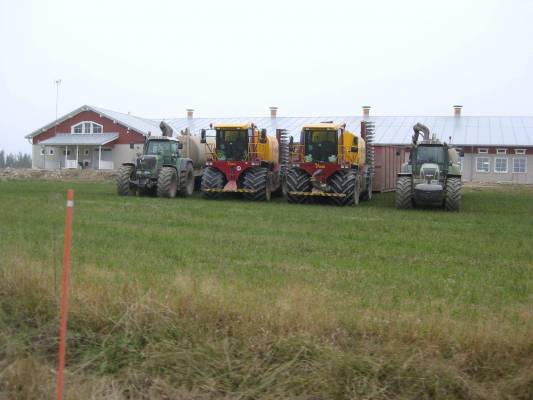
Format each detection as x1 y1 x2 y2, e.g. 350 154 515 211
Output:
300 123 342 163
412 143 449 184
137 136 182 175
214 124 251 161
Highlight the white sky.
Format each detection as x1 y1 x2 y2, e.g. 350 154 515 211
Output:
1 0 532 153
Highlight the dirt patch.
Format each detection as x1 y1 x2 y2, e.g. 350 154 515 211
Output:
0 168 116 182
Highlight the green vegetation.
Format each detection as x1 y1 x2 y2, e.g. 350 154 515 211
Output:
1 180 532 399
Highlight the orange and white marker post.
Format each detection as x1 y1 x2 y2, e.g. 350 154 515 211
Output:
56 189 74 400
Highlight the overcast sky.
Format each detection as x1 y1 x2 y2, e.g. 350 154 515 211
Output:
1 0 532 153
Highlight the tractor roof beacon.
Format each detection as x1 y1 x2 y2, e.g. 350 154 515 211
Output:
395 123 462 211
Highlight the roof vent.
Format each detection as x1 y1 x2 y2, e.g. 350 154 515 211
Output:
270 107 278 118
186 109 194 119
453 105 462 117
362 106 371 118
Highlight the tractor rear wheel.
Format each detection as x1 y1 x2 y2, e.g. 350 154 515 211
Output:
330 171 357 206
444 177 461 211
178 162 195 197
157 167 178 198
286 168 311 204
395 176 413 209
243 167 270 201
201 167 225 199
117 165 136 196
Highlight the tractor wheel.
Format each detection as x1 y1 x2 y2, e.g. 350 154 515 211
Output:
444 177 461 211
117 165 136 196
243 167 270 201
330 171 357 206
178 162 195 197
360 177 373 201
286 168 311 204
157 167 178 198
395 176 413 209
201 167 225 199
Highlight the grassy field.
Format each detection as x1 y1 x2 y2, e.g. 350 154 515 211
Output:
0 180 532 399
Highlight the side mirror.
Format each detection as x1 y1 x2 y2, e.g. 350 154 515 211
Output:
260 129 267 143
200 129 206 144
178 142 183 150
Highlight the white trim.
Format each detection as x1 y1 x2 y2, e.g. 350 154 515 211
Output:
494 157 508 173
475 157 490 173
71 121 103 134
512 157 527 173
496 148 507 155
515 149 526 155
477 148 488 154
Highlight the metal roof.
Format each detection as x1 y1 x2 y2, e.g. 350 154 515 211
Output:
39 133 119 146
26 105 161 138
164 116 533 146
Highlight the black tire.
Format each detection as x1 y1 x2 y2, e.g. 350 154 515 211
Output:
117 165 136 196
395 176 413 209
178 162 195 197
243 167 270 201
201 167 225 199
329 171 357 206
360 176 373 201
157 167 178 198
286 168 311 204
444 177 461 211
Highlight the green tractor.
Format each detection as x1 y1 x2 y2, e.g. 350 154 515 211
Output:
116 122 195 198
395 123 462 211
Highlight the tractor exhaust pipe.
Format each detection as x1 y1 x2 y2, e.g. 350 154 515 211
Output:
412 123 430 144
160 121 174 137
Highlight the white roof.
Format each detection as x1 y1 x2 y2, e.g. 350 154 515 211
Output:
26 105 161 139
39 133 119 146
165 116 533 146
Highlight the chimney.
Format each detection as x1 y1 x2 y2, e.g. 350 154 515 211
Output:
453 105 462 117
186 109 194 119
362 106 371 118
270 106 278 118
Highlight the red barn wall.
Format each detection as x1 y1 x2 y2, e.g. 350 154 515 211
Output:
32 110 146 145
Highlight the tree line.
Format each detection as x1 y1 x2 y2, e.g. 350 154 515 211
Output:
0 150 32 168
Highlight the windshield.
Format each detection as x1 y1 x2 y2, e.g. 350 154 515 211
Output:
304 130 338 162
216 129 248 161
145 140 178 164
416 145 446 165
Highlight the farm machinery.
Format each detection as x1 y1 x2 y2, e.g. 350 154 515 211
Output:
395 122 462 211
286 121 374 206
116 122 209 198
200 123 283 201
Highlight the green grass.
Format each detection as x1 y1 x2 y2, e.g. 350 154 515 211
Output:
1 180 532 399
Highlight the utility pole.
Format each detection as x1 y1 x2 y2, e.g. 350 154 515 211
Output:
54 79 62 136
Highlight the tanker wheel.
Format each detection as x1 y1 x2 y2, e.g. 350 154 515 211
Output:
201 167 225 199
286 168 311 204
117 165 137 196
243 167 270 201
444 177 461 211
178 163 195 197
329 171 357 206
395 176 413 209
157 167 178 198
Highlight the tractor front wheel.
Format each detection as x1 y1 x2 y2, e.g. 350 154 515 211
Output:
243 167 270 201
444 177 461 211
157 167 178 198
286 168 311 204
179 163 195 197
395 176 413 209
201 167 225 199
330 171 357 206
117 165 136 196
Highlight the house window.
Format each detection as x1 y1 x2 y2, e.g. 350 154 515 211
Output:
130 143 134 149
476 157 489 172
496 149 507 155
494 158 508 173
458 157 464 172
48 148 55 155
84 149 90 156
478 148 488 154
40 148 45 155
513 158 527 173
62 150 71 156
515 149 526 155
71 121 103 134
